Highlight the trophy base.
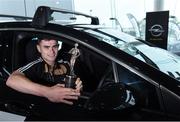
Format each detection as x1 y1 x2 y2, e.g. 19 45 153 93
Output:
65 75 76 89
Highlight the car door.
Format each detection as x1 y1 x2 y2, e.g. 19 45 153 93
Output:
0 31 13 74
78 44 167 120
159 78 180 120
112 62 167 120
0 31 14 106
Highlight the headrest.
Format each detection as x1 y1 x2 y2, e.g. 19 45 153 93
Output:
25 38 40 63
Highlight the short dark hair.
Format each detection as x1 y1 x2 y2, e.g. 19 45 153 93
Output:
36 34 58 44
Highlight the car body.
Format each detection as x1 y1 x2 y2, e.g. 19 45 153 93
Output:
0 6 180 120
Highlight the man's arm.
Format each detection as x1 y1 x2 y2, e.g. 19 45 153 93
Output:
6 70 80 105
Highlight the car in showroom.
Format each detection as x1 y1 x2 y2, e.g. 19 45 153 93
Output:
0 6 180 121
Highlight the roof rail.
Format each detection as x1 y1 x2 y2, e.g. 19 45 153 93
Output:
32 6 99 28
0 14 32 20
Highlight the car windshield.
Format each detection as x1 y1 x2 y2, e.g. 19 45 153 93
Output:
83 28 180 81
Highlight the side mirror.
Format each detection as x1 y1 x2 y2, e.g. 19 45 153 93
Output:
84 82 138 111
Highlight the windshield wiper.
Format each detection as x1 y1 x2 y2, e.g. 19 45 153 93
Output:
136 50 159 69
128 45 159 69
167 71 180 80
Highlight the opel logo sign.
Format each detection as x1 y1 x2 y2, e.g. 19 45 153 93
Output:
148 24 164 37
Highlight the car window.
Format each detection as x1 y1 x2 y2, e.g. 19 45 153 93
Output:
8 31 111 93
75 45 112 92
116 63 163 114
95 60 163 115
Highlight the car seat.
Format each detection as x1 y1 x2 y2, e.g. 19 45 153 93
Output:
13 36 40 69
25 38 40 63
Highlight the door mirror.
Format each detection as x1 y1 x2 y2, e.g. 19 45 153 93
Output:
84 82 138 111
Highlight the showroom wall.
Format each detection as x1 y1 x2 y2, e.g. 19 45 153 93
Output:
0 0 180 26
0 0 74 21
74 0 180 28
1 0 180 34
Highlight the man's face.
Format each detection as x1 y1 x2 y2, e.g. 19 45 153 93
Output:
37 39 59 65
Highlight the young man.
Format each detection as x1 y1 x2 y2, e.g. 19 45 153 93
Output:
6 37 82 105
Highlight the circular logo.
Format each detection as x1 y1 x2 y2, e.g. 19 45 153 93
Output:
148 24 164 37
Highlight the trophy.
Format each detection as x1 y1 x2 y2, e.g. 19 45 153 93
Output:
65 43 80 88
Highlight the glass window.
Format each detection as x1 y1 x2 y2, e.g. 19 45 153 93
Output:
116 64 162 112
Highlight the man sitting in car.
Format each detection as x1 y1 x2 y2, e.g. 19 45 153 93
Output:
6 36 83 105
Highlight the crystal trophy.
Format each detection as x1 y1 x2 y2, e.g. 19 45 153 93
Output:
65 43 80 88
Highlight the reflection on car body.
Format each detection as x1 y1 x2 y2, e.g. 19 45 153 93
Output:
0 6 180 120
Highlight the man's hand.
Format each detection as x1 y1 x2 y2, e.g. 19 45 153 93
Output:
45 84 80 105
